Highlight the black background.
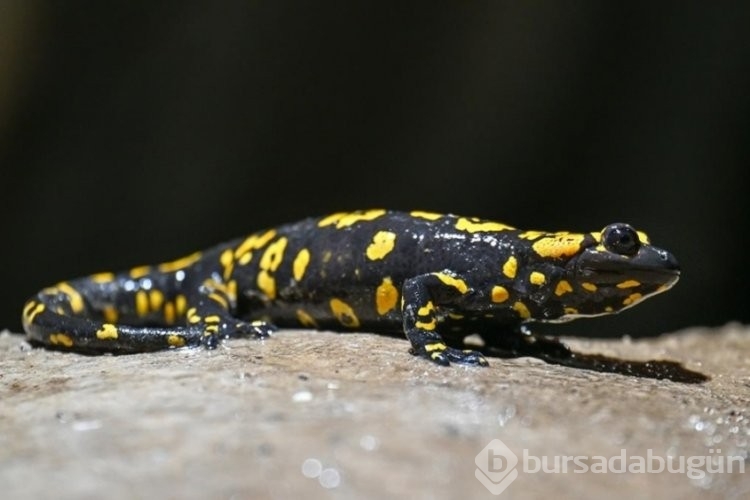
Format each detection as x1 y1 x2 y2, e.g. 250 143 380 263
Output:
2 2 748 337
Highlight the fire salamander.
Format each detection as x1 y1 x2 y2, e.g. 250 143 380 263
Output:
22 210 680 366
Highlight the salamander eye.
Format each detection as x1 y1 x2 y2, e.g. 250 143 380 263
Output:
602 223 641 256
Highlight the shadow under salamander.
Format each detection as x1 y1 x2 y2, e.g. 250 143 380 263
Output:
480 333 709 384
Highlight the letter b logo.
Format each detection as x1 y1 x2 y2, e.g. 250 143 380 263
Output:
475 439 519 495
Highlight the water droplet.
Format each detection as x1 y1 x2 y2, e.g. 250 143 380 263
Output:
319 468 340 489
292 390 313 403
360 434 379 451
72 420 101 432
301 458 322 478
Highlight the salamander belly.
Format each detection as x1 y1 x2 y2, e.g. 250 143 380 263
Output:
244 292 405 334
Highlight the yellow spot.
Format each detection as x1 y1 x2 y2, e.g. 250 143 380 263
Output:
253 229 278 248
447 312 464 320
605 306 614 313
410 211 442 220
581 282 597 292
208 292 228 309
23 302 45 324
293 248 311 281
96 323 119 340
434 272 469 294
519 230 545 240
23 300 37 319
513 301 531 319
175 294 188 316
416 318 437 330
257 270 276 299
424 342 447 352
259 237 288 272
163 302 175 324
555 280 573 296
50 333 74 347
329 298 360 328
187 308 201 324
616 279 641 289
253 237 288 301
417 301 436 317
204 315 221 324
502 256 518 279
317 211 347 227
204 325 219 334
491 286 509 303
366 231 397 261
103 306 119 323
595 243 607 252
529 271 546 286
90 272 115 283
375 277 399 315
564 307 579 315
637 231 650 244
590 231 602 242
623 293 643 306
234 229 278 259
337 209 387 227
56 282 85 314
296 309 318 328
318 209 387 228
168 335 186 347
129 265 151 279
531 233 586 259
455 217 514 233
220 249 234 281
415 300 437 330
149 289 164 311
158 252 202 273
135 290 149 317
238 252 253 266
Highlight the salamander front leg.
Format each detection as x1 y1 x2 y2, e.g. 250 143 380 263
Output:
401 273 488 367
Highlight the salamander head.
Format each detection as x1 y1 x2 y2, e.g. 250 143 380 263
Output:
558 223 680 319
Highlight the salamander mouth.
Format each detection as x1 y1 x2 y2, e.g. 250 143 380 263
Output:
574 245 680 286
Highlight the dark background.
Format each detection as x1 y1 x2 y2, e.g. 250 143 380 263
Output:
2 2 748 337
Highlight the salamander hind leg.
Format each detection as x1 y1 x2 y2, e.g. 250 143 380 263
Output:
188 279 277 349
401 272 488 367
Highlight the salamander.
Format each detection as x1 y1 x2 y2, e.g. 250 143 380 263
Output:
22 209 680 366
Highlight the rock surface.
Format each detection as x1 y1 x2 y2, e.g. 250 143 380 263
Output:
1 324 748 499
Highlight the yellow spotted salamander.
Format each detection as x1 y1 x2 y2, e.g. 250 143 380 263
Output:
22 210 680 366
